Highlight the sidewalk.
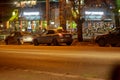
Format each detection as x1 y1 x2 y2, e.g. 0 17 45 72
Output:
71 38 96 46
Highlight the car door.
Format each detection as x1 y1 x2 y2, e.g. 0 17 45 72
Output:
110 29 120 44
44 30 55 43
38 30 54 44
6 32 16 44
36 32 48 44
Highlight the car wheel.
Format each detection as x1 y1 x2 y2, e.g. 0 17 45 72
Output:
97 38 106 47
47 43 51 46
33 39 39 46
5 40 8 45
111 44 117 47
52 38 59 46
18 39 24 45
66 42 72 45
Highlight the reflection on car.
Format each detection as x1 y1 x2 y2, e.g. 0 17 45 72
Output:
95 28 120 47
5 31 34 45
33 29 73 46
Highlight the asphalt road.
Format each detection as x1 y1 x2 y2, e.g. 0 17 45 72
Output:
0 45 120 80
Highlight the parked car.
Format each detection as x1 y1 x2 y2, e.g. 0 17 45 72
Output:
95 28 120 47
5 31 34 45
33 29 73 46
0 30 10 41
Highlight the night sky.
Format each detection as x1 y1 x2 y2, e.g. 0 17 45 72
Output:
0 0 12 3
0 0 14 5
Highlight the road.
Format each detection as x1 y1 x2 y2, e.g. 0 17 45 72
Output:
0 45 120 80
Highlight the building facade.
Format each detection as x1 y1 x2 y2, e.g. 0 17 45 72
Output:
7 0 59 32
7 0 116 36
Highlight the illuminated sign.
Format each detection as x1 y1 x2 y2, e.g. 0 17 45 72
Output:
23 12 40 16
85 11 105 20
15 0 37 7
85 11 104 15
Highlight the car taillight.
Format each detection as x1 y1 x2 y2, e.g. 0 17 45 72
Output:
58 33 63 37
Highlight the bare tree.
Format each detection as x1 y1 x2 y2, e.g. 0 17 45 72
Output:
69 0 85 42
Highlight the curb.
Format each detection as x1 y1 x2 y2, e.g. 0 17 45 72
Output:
71 39 96 46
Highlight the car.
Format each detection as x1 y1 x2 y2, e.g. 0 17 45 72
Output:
5 31 34 45
33 29 73 46
95 28 120 47
0 30 10 41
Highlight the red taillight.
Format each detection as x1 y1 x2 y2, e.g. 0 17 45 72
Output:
58 33 63 37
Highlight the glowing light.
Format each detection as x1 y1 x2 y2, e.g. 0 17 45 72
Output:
23 12 40 15
50 21 55 24
12 12 16 16
15 0 37 7
85 11 104 15
119 9 120 13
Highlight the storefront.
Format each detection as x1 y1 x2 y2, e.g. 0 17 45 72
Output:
83 8 115 37
7 7 48 32
18 8 41 32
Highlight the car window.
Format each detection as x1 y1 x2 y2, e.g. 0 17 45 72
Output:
21 32 31 36
15 32 22 36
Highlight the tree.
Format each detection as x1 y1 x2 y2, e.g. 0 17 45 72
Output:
0 0 15 22
69 0 117 42
115 0 120 27
69 0 85 42
101 0 119 27
59 0 67 31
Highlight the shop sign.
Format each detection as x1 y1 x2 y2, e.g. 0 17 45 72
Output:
23 12 40 16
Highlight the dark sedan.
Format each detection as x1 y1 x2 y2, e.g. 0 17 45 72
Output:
95 28 120 47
